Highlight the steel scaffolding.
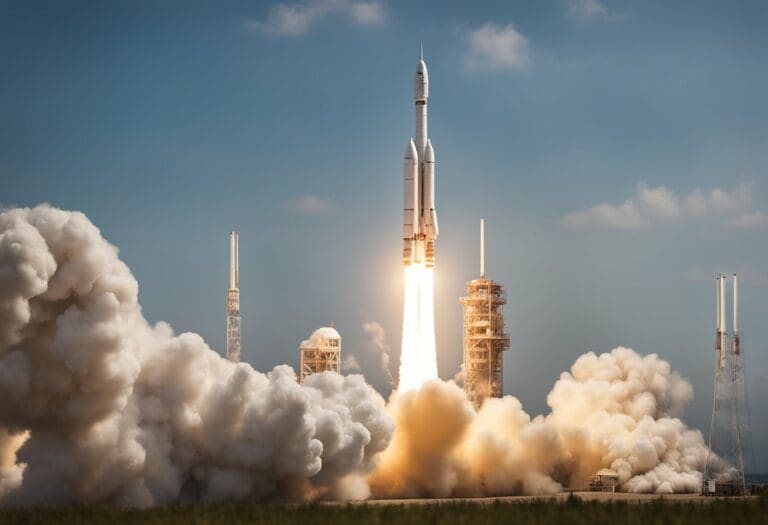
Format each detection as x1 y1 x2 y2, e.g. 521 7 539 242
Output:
460 220 509 409
299 328 341 383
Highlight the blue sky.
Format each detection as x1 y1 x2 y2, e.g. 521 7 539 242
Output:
2 1 767 469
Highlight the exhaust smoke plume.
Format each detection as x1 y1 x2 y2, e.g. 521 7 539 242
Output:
370 348 723 496
0 205 725 506
361 321 394 388
0 205 393 506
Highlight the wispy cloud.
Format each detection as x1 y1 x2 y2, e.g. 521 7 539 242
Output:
683 184 753 217
285 194 334 215
563 198 648 230
462 22 531 72
563 182 761 230
246 0 386 37
566 0 608 21
726 210 768 230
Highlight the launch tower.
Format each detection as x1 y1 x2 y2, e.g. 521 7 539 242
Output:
226 230 241 362
460 219 510 409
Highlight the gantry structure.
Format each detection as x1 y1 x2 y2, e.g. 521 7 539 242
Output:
460 219 510 409
299 327 341 383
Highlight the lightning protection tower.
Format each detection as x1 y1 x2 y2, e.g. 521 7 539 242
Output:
705 273 750 494
226 230 242 362
460 219 510 409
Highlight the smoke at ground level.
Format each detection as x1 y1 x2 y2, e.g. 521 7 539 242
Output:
0 205 726 506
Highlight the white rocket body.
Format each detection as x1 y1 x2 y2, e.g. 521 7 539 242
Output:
403 51 438 267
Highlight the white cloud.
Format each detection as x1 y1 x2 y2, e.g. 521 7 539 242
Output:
563 199 648 230
246 0 386 37
563 182 761 230
463 22 531 72
726 210 768 230
636 183 680 220
285 194 334 215
349 1 386 25
567 0 607 21
683 184 753 216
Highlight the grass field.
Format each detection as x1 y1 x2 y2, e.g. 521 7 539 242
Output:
1 494 766 525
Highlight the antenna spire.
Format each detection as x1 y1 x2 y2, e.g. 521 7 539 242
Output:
420 43 423 61
480 218 485 278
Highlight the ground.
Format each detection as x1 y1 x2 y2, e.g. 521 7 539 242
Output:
0 493 764 524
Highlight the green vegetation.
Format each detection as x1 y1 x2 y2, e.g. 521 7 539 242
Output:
1 495 767 525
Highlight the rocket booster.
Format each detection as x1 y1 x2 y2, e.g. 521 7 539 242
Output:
403 49 439 267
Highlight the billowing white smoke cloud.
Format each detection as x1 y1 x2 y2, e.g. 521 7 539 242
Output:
370 348 722 496
0 205 393 506
0 204 726 506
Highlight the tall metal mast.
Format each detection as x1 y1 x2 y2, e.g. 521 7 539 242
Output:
480 218 485 279
226 230 242 362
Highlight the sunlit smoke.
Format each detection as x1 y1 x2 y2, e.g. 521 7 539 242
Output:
0 205 394 506
398 264 438 392
371 347 727 497
0 205 729 505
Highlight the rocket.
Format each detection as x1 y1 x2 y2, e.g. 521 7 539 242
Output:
402 48 438 267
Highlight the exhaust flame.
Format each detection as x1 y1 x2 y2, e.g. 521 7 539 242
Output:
398 264 438 392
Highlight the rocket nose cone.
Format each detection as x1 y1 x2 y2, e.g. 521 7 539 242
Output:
425 139 435 161
415 60 429 84
404 139 418 159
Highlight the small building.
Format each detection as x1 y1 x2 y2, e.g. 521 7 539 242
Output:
587 469 620 492
299 327 341 383
702 479 762 496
